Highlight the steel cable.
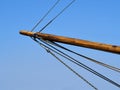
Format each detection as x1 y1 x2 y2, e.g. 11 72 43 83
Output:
21 0 120 89
33 37 120 88
47 41 120 73
32 38 98 90
39 0 76 32
47 50 98 90
31 0 61 32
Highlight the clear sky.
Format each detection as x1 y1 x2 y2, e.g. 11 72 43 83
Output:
0 0 120 90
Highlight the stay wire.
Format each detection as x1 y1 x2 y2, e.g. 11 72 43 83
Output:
47 41 120 73
39 0 76 32
36 38 120 88
31 0 61 32
32 38 97 90
47 50 98 90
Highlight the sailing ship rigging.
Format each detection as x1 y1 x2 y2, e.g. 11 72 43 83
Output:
20 0 120 90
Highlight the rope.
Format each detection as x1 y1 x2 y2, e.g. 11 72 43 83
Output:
33 37 120 88
31 0 61 32
47 41 120 73
39 0 76 32
32 38 97 90
47 50 98 90
22 0 120 89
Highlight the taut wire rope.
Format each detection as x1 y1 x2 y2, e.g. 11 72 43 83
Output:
46 50 98 90
32 36 120 88
32 37 98 90
47 41 120 73
39 0 76 32
31 0 61 32
22 0 120 89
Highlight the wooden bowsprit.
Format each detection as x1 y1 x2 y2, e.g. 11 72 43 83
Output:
20 30 120 54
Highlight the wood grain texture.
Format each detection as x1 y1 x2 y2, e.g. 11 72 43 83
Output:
20 30 120 54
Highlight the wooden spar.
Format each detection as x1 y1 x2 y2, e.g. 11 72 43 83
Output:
20 30 120 54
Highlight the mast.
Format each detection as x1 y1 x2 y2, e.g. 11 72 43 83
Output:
20 30 120 54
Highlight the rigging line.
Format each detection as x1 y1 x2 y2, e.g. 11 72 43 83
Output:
32 37 120 88
32 38 98 90
46 50 98 90
39 0 76 32
31 0 61 32
47 41 120 73
36 38 120 88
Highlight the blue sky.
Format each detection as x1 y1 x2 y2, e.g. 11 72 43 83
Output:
0 0 120 90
